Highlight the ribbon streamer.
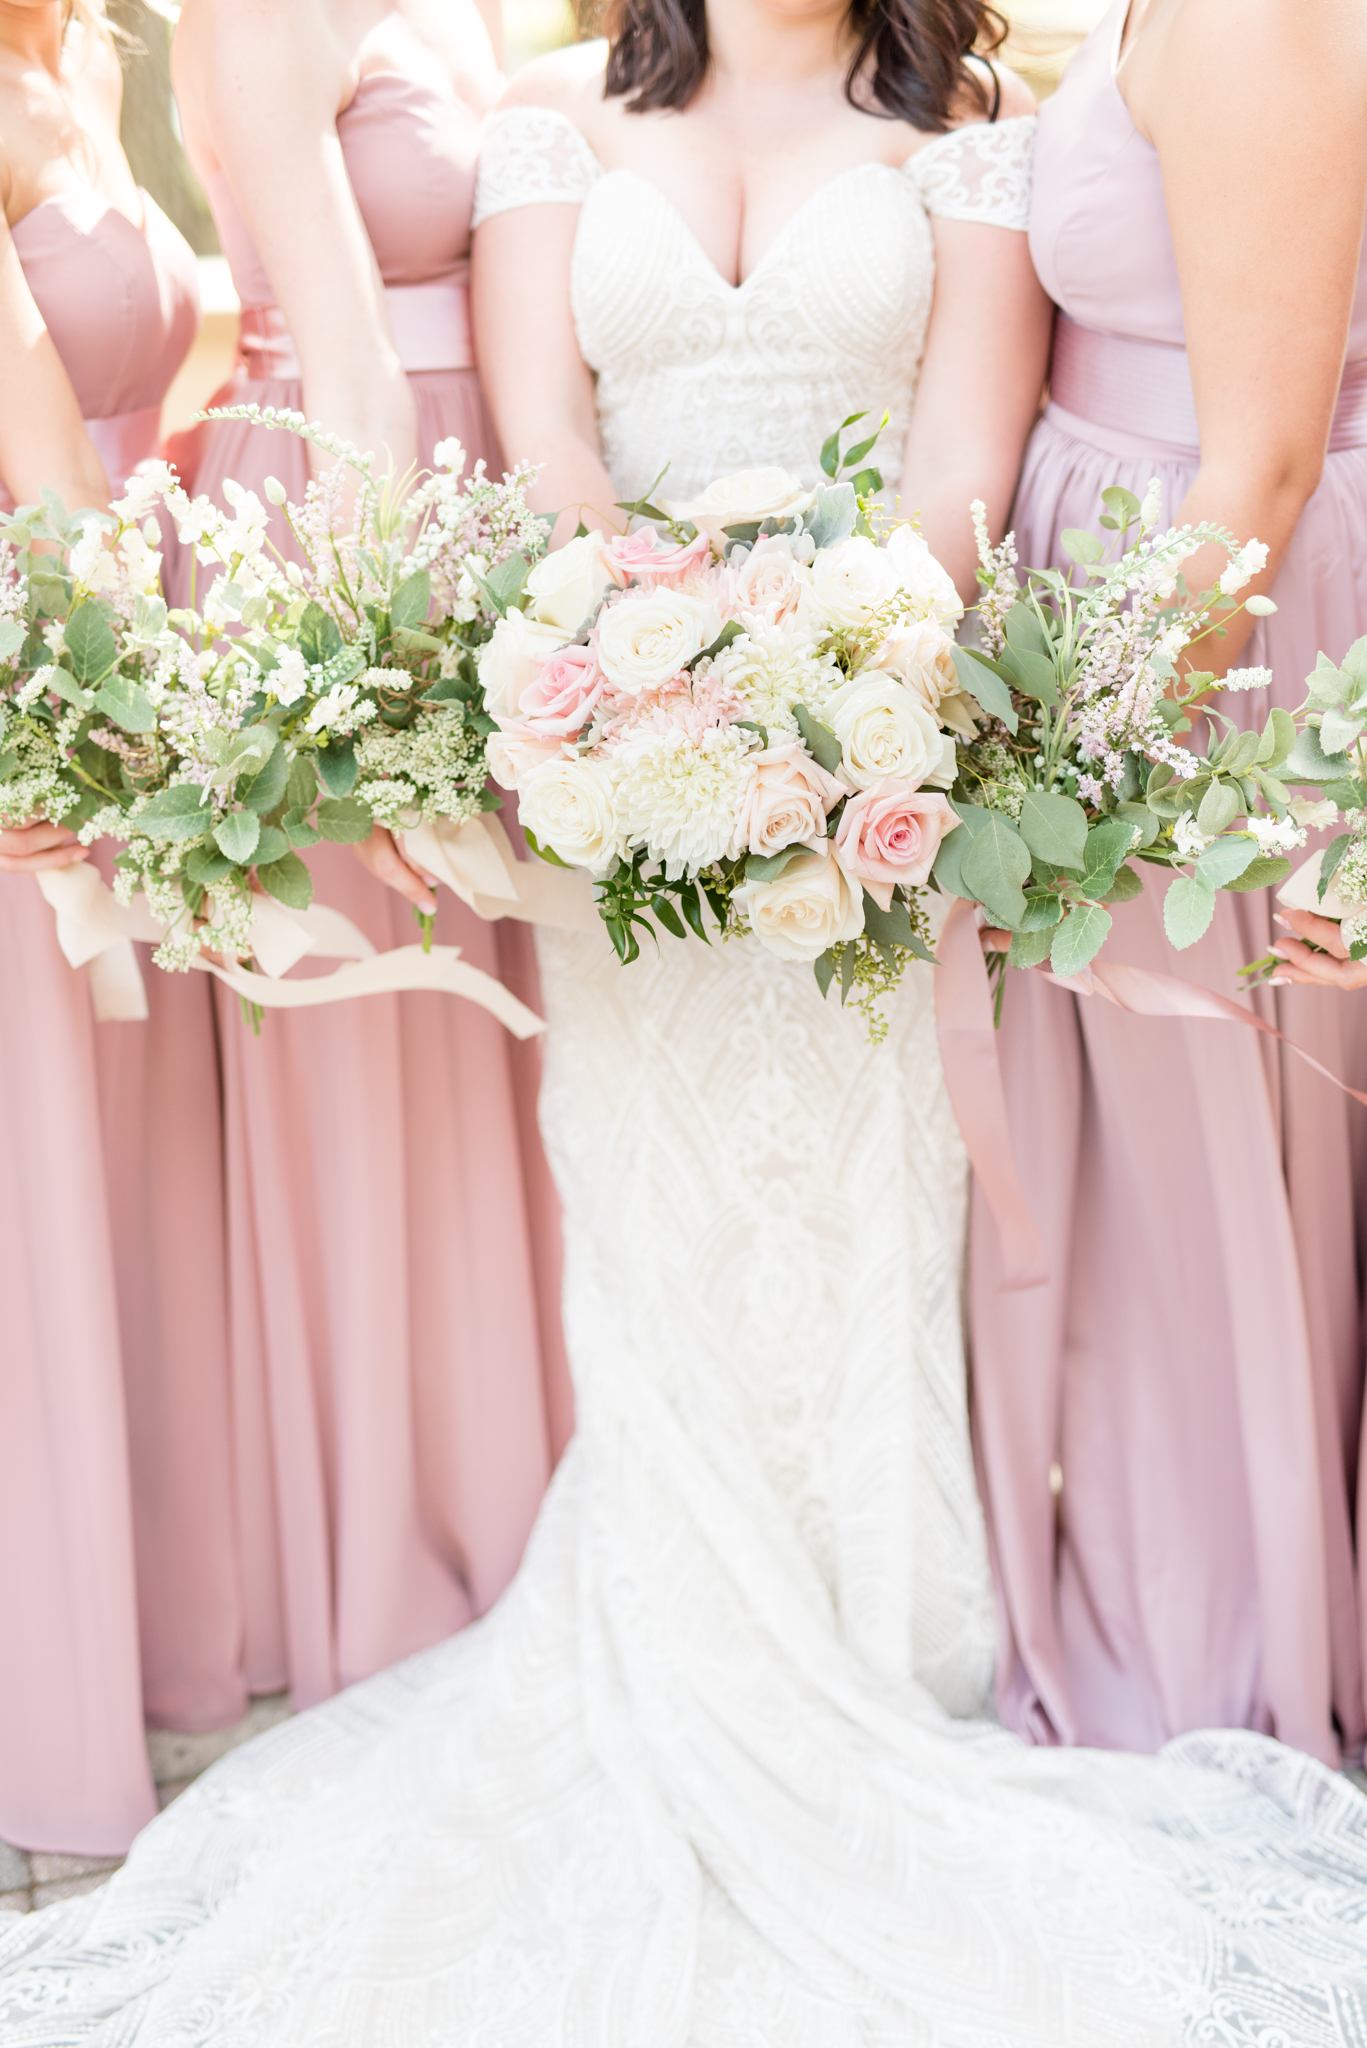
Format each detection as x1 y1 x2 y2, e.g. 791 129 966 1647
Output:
935 894 1367 1295
402 813 598 929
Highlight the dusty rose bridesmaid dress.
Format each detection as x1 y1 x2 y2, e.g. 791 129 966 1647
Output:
970 0 1367 1767
171 72 571 1712
0 194 244 1857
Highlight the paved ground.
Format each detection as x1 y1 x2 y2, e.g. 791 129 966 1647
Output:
0 1694 291 1915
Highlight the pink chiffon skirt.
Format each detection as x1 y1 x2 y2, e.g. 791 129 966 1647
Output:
171 365 570 1709
970 401 1367 1766
0 870 239 1855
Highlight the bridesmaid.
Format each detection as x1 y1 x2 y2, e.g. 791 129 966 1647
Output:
167 0 571 1712
971 0 1367 1765
0 0 240 1855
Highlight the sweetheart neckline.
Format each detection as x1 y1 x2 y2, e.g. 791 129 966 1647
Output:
585 160 931 296
10 185 152 244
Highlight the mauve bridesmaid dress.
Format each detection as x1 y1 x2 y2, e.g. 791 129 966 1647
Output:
170 72 571 1714
0 193 243 1857
971 0 1367 1766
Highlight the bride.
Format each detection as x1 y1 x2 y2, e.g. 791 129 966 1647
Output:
6 3 1367 2043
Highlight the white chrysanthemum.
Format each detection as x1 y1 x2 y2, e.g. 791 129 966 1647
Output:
614 723 755 876
708 623 843 737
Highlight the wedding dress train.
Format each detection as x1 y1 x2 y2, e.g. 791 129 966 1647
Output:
5 105 1367 2048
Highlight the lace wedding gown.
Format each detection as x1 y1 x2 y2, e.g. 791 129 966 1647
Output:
6 105 1367 2048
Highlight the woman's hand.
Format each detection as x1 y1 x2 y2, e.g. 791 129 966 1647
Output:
0 821 88 874
353 824 437 915
1269 908 1367 989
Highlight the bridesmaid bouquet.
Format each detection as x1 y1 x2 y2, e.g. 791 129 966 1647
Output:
0 415 540 972
482 420 976 1035
941 486 1302 986
1250 636 1367 964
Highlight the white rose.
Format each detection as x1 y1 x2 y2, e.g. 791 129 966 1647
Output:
518 753 623 874
883 524 964 628
808 536 899 630
523 534 615 633
736 743 844 857
478 608 569 722
830 674 956 792
594 588 718 696
734 844 865 962
661 467 815 543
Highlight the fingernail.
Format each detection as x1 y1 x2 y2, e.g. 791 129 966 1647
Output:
1273 915 1291 928
422 873 438 889
421 897 436 914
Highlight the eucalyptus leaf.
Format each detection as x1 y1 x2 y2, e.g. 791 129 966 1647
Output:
65 604 118 684
298 601 343 665
1017 789 1088 870
1060 528 1104 565
1196 779 1240 837
286 754 318 812
950 646 1017 733
745 845 806 884
139 784 213 841
316 795 375 844
1050 902 1112 976
793 702 844 776
1320 832 1353 899
1017 892 1062 931
242 739 289 815
1003 604 1051 659
48 669 93 712
316 738 358 797
256 850 314 910
390 570 432 633
1224 729 1263 775
1009 926 1055 969
1164 873 1216 949
1100 486 1142 525
961 811 1031 928
1101 862 1144 905
687 620 743 672
1081 817 1137 888
1195 835 1258 889
1286 724 1353 785
185 843 235 888
1321 707 1365 756
999 644 1059 707
253 825 289 866
213 810 261 864
1118 800 1160 848
861 892 919 948
1224 855 1293 893
1256 706 1296 767
283 808 321 848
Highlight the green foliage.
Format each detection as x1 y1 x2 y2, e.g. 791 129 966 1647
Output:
793 702 844 776
950 645 1017 733
213 810 261 864
1017 789 1088 871
91 676 156 734
961 811 1031 928
242 739 289 814
256 850 314 910
1164 873 1217 949
64 604 118 683
315 795 374 843
316 738 359 797
1050 902 1111 975
389 570 431 632
140 785 213 841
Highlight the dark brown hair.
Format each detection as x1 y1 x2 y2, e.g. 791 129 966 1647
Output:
583 0 1007 135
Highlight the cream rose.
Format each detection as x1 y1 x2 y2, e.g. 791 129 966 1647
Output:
830 674 955 792
734 844 865 962
833 782 959 909
517 753 623 873
721 534 812 627
485 729 563 791
479 608 570 722
594 588 718 696
523 534 615 632
735 743 844 857
873 617 958 712
884 524 964 628
660 467 815 543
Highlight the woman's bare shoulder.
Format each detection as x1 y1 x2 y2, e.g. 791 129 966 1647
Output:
949 58 1036 129
496 38 609 118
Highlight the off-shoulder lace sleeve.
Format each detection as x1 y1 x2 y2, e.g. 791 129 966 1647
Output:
904 113 1036 231
473 106 605 227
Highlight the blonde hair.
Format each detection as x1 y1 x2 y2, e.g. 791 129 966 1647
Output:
61 0 118 50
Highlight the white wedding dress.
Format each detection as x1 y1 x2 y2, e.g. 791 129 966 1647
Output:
6 103 1367 2048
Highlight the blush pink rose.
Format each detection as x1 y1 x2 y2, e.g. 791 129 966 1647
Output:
736 742 845 857
833 781 960 910
603 528 714 588
517 642 605 737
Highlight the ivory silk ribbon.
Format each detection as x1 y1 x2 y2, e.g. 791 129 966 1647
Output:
935 895 1367 1292
37 815 595 1037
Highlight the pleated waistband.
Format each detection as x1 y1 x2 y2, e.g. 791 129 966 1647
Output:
238 279 475 382
1049 313 1367 458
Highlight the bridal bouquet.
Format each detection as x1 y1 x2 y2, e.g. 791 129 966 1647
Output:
482 424 977 1031
0 414 539 971
941 486 1305 985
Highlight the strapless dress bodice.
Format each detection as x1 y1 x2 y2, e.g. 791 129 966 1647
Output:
1031 0 1367 357
10 188 199 420
209 70 482 305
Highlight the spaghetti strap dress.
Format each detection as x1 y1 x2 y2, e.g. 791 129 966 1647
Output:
170 71 572 1717
970 0 1367 1766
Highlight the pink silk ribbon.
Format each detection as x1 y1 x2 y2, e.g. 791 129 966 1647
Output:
934 896 1367 1293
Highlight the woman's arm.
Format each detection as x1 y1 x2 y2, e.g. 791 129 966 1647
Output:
0 213 109 515
899 215 1052 601
172 0 419 479
1128 0 1367 670
473 202 619 544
